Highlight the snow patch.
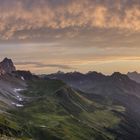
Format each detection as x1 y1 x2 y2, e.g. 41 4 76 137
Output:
12 88 25 107
21 76 25 80
16 104 24 107
12 102 16 105
19 98 23 101
14 88 24 93
12 102 24 107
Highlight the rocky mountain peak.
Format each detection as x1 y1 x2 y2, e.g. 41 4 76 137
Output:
127 71 140 83
110 72 130 82
0 57 16 75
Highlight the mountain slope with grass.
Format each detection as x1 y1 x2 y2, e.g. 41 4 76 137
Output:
1 76 125 140
46 71 140 140
12 79 128 139
1 59 140 140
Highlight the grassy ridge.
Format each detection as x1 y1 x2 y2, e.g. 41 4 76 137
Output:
0 79 124 140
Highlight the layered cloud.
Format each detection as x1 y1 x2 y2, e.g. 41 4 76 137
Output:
15 61 73 69
0 0 140 41
0 0 140 74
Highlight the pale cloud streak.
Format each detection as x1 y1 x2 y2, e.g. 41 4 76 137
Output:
15 61 73 69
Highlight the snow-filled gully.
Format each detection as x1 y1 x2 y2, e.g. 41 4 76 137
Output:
12 88 25 107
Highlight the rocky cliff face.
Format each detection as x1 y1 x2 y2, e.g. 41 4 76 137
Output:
0 58 16 75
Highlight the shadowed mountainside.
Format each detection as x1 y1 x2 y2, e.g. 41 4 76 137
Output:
46 71 140 140
127 71 140 83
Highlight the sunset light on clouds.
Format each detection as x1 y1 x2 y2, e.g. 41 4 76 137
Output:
0 0 140 74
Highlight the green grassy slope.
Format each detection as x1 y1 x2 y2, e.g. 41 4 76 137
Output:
0 79 125 140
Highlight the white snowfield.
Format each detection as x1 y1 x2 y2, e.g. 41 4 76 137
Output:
12 102 24 107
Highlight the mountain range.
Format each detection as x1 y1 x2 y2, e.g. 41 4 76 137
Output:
0 58 140 140
127 71 140 83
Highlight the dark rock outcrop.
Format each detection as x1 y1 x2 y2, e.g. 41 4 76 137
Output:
12 70 39 80
0 58 16 75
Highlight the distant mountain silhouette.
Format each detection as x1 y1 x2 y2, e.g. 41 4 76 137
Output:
127 71 140 83
46 71 140 96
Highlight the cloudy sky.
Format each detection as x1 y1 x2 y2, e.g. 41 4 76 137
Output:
0 0 140 74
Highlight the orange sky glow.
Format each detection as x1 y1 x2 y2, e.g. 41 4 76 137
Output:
0 0 140 74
